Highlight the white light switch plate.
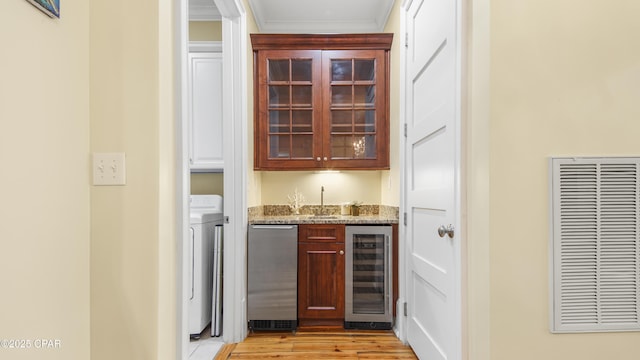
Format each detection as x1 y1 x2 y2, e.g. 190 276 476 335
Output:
93 153 126 186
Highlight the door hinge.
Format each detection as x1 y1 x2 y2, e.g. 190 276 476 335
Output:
403 212 407 226
405 33 409 48
404 123 407 138
404 302 408 316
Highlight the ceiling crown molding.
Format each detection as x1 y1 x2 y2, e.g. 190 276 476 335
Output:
189 0 222 21
247 0 394 33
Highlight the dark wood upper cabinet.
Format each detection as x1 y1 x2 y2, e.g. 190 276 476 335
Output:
251 34 393 170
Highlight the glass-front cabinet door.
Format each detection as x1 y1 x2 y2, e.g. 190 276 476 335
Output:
255 50 323 169
322 50 388 169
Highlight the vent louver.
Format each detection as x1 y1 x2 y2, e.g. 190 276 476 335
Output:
551 157 640 332
248 320 297 331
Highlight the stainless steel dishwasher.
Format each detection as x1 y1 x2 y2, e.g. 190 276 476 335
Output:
247 224 298 330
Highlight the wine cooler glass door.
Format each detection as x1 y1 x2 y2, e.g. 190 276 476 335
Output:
345 226 392 325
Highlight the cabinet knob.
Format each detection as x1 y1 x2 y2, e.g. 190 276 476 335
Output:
324 157 328 161
316 157 321 161
339 250 344 255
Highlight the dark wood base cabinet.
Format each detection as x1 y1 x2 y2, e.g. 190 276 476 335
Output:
297 224 345 327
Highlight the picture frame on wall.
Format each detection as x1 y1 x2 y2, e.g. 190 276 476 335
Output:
26 0 60 18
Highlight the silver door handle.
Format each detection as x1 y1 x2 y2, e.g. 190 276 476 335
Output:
251 225 295 230
438 224 455 238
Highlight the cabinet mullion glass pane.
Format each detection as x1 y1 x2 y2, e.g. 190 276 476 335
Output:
268 59 290 82
292 110 313 133
269 134 291 159
331 85 353 106
330 134 355 159
354 85 375 106
331 110 353 133
291 59 312 82
361 135 376 159
291 85 312 107
354 59 375 81
269 110 291 133
354 110 376 133
331 60 353 81
291 135 313 158
269 85 290 107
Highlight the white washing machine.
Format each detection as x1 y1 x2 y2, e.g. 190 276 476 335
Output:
189 195 223 337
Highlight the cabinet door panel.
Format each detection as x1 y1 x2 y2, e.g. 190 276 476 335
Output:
255 50 322 169
298 242 345 321
189 52 223 170
298 224 345 323
322 50 388 169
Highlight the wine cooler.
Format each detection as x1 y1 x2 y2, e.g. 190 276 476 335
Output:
345 225 392 329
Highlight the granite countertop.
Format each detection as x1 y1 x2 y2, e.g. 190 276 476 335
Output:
248 204 399 224
249 214 399 225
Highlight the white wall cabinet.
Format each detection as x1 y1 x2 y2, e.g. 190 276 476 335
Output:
188 50 223 171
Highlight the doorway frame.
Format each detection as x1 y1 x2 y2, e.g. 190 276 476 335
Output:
176 0 248 358
396 0 492 359
399 0 465 356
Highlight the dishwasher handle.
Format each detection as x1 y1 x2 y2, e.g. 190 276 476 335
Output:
251 225 296 230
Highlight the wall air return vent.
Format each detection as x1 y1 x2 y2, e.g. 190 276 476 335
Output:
550 157 640 333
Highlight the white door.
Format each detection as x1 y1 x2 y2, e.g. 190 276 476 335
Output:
403 0 462 358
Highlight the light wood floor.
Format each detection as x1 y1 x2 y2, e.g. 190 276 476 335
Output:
214 329 418 360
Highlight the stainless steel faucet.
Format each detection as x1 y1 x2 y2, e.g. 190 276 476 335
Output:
320 186 325 215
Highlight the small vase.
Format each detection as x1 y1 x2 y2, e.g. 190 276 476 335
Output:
351 206 360 216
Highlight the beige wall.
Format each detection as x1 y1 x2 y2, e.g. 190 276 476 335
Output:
0 2 90 360
189 21 223 41
260 171 383 205
191 173 224 195
90 0 164 358
488 0 640 359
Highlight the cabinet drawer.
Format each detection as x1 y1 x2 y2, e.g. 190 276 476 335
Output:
299 224 345 243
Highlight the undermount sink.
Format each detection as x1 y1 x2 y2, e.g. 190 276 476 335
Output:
312 215 339 219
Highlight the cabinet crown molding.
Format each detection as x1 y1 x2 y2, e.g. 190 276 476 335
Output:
250 33 393 51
